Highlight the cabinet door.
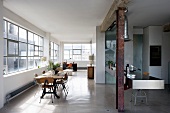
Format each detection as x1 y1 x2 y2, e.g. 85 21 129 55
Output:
88 67 94 79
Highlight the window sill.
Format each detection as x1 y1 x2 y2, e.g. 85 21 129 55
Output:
4 66 47 78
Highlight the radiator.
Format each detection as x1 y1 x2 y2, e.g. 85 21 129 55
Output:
6 81 35 103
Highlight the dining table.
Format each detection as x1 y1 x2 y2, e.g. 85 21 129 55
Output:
34 72 65 99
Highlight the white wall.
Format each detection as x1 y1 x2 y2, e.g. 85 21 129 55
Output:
148 26 162 78
3 7 46 37
143 27 149 73
162 32 170 84
0 0 4 108
4 67 46 99
96 26 105 83
143 26 162 79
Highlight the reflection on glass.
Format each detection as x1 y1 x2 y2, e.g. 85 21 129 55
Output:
19 27 27 42
28 32 34 44
19 57 27 70
8 41 18 55
8 23 18 40
28 57 34 69
19 42 27 56
8 57 18 73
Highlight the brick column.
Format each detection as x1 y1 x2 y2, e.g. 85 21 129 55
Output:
116 7 125 112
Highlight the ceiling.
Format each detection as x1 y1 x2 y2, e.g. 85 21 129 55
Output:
3 0 113 42
3 0 170 42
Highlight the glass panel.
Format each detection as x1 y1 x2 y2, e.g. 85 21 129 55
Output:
82 44 90 49
39 51 43 56
8 23 18 40
39 36 43 46
54 50 58 57
8 41 18 55
28 44 34 56
54 43 58 50
51 49 54 57
73 44 81 49
19 42 27 56
73 49 81 54
34 57 40 67
34 46 39 56
19 27 27 42
82 50 90 60
19 57 27 70
8 57 18 73
51 42 54 49
3 57 7 75
28 32 34 44
50 57 53 61
73 55 81 61
4 39 7 56
34 34 39 45
39 46 43 51
3 20 7 38
28 57 34 69
64 44 72 49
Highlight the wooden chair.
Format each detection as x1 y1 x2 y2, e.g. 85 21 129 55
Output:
36 77 55 103
56 73 69 96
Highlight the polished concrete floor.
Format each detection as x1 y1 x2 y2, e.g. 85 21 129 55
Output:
0 70 170 113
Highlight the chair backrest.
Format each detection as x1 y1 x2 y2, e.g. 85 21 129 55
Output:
143 72 149 79
34 73 38 77
63 73 68 80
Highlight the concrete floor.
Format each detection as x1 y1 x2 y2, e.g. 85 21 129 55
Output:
0 70 170 113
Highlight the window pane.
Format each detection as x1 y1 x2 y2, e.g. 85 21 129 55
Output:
8 23 18 40
34 57 40 67
54 44 58 50
28 57 34 69
8 57 18 73
3 20 7 38
34 46 39 56
73 55 81 60
39 51 43 56
82 44 90 49
51 42 54 49
3 57 7 75
64 44 72 49
51 49 54 56
28 32 34 44
8 41 18 55
28 44 34 56
54 50 58 57
4 39 7 56
19 57 27 70
34 34 39 45
19 27 27 42
39 37 43 46
73 44 81 49
39 47 43 51
73 50 81 54
19 42 27 56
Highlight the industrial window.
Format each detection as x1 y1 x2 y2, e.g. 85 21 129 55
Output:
3 20 44 75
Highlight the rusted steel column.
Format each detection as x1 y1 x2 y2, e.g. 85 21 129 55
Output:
116 7 125 112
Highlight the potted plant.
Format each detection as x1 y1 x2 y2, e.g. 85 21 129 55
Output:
53 63 61 74
107 60 113 69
